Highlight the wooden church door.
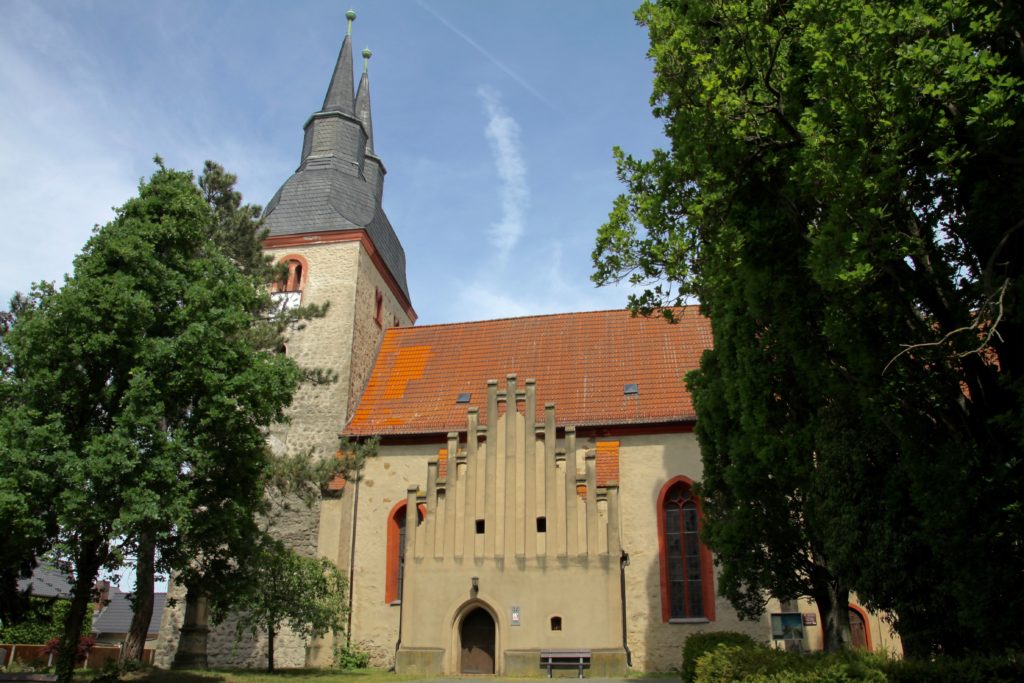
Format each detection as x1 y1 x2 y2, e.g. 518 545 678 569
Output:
460 607 495 674
849 608 869 650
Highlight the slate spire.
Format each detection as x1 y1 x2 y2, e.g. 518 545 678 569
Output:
262 8 412 305
355 47 374 154
321 9 357 114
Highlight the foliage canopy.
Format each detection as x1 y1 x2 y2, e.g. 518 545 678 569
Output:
594 0 1022 655
0 162 304 681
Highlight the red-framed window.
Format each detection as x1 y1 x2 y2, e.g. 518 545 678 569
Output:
657 476 715 621
271 255 308 293
385 500 425 604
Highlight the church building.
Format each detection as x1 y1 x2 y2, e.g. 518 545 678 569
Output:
156 12 901 674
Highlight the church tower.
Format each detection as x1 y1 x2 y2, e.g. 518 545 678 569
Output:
263 9 416 473
262 13 415 665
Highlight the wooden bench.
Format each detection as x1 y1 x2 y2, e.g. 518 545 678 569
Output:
540 649 592 678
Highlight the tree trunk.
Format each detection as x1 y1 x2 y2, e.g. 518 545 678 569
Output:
811 573 852 652
120 531 156 662
55 540 102 683
267 623 276 673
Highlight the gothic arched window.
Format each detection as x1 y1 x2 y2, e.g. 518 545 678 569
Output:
385 500 424 604
657 476 715 621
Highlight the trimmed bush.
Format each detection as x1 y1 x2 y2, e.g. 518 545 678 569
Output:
694 645 887 683
682 631 758 682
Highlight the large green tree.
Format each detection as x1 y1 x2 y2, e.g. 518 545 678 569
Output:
594 0 1022 655
0 163 302 682
119 160 277 665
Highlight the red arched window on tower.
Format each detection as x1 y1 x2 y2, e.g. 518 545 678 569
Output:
385 500 425 604
270 255 308 311
657 476 715 621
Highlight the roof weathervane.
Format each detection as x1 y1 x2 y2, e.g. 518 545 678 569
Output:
362 47 372 73
346 9 356 36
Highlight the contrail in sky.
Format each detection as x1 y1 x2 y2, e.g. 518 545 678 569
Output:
415 0 562 113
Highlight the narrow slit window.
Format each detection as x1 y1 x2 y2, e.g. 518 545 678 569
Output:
536 516 547 533
475 519 485 534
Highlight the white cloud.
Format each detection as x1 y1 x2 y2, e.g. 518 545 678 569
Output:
477 86 529 258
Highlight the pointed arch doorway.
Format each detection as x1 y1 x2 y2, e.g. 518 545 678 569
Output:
459 607 496 674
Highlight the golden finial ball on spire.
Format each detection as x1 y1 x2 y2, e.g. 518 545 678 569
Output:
362 48 372 60
346 9 356 36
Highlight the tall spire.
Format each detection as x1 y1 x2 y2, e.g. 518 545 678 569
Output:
263 8 411 306
321 9 357 114
355 47 374 154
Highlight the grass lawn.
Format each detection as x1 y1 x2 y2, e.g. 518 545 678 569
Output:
76 669 419 683
70 667 678 681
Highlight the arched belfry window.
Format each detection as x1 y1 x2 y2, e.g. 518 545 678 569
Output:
386 500 425 604
270 255 308 311
657 476 715 621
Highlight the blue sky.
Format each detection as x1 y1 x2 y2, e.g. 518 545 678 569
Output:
0 0 667 325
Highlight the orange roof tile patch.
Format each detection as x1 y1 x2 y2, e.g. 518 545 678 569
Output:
346 307 709 437
596 441 620 488
437 448 448 480
382 345 432 400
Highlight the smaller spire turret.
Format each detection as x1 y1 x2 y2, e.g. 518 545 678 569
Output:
355 47 374 153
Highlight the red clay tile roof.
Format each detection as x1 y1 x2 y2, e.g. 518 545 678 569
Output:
345 307 710 437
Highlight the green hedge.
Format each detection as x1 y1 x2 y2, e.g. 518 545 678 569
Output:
0 598 93 645
693 644 1023 683
695 646 886 682
682 631 758 683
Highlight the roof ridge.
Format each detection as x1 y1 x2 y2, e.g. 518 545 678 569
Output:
392 304 701 332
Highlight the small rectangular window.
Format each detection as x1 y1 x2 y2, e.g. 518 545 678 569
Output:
475 519 485 534
536 516 546 533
